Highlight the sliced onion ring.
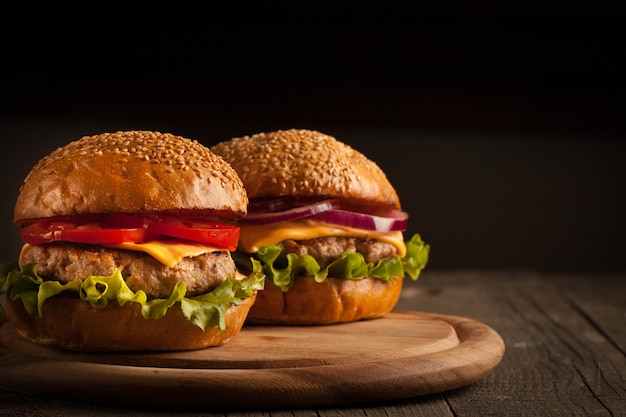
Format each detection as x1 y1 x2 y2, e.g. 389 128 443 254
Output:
248 197 335 213
242 199 338 225
310 209 408 232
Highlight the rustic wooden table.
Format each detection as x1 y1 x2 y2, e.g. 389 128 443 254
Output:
1 269 624 416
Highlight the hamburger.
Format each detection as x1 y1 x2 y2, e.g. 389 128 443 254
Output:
0 131 264 351
210 129 429 325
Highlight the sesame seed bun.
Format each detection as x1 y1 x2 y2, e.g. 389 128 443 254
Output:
209 129 400 208
15 130 247 226
211 129 406 325
7 131 256 351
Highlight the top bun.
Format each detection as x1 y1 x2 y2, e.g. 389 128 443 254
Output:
210 129 400 208
14 131 247 226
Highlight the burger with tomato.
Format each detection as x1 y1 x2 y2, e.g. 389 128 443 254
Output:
0 131 264 351
210 129 429 325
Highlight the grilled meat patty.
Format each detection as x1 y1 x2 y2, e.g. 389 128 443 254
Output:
276 236 399 268
19 243 236 299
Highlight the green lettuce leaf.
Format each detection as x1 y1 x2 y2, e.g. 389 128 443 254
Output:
402 233 431 279
233 233 429 291
0 259 265 331
0 263 19 317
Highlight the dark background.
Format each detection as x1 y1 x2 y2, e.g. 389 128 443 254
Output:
2 2 624 272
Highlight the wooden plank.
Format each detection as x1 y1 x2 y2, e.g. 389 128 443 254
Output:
560 273 626 353
399 271 626 416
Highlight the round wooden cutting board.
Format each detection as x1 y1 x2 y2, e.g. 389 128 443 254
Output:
0 310 504 410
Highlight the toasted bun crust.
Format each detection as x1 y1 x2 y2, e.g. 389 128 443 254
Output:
14 130 247 226
210 129 401 208
5 291 257 351
246 277 403 325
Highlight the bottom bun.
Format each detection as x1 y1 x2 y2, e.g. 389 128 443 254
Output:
247 277 403 325
5 291 257 352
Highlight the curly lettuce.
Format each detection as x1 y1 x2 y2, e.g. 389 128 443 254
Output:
233 233 429 291
0 260 265 331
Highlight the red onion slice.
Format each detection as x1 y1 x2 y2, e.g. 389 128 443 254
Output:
248 197 336 213
242 199 338 225
310 209 408 232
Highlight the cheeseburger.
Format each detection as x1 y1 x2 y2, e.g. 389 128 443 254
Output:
210 129 429 325
0 131 264 351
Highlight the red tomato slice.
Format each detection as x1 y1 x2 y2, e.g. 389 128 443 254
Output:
20 219 148 245
148 217 239 251
20 214 240 250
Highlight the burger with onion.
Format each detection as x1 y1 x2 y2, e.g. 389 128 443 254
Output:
210 129 429 325
0 131 264 351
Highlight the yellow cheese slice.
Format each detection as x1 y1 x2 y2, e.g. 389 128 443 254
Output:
111 241 225 267
20 241 225 269
239 220 407 257
18 244 30 265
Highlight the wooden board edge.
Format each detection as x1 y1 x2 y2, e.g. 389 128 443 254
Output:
0 311 506 410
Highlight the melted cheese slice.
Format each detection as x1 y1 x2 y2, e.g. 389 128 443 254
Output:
239 220 407 257
111 241 225 267
19 241 225 268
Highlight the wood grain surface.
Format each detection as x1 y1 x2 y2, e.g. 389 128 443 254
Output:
0 310 504 410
